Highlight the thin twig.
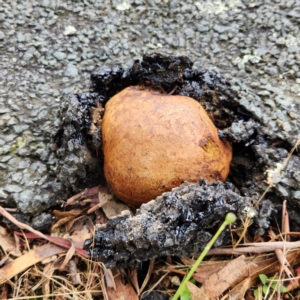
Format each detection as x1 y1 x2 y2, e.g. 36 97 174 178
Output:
207 241 300 255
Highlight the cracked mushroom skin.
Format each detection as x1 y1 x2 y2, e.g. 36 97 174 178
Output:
101 86 232 207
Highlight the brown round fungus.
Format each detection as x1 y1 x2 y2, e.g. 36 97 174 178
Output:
101 86 232 207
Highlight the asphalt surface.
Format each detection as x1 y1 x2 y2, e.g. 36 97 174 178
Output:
0 0 300 216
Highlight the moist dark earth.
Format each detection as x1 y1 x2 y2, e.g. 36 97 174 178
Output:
0 1 300 267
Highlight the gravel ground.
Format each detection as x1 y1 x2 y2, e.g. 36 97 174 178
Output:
0 0 300 217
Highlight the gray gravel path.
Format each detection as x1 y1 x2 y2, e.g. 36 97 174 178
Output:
0 0 300 216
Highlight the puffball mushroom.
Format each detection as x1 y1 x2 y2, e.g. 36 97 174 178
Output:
101 86 232 207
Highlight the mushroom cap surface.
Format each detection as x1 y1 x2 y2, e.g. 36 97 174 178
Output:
102 86 232 206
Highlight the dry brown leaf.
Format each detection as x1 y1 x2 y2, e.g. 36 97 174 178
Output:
186 281 209 300
68 259 83 285
87 201 107 214
0 207 88 258
52 208 86 232
0 256 11 268
0 283 8 300
102 196 133 219
63 224 92 249
0 225 21 256
51 216 74 232
13 231 88 257
219 250 300 298
177 253 287 288
199 255 248 299
86 191 114 214
104 268 116 290
128 268 139 294
222 276 252 300
53 209 83 218
181 258 228 283
238 276 252 300
69 215 94 233
59 240 75 271
64 217 81 235
107 272 138 300
66 185 105 206
0 243 65 285
100 192 111 206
